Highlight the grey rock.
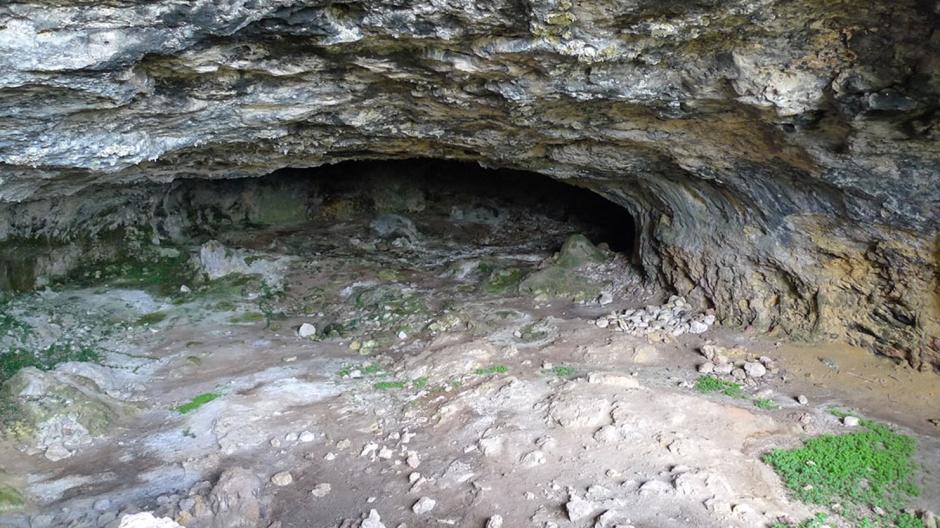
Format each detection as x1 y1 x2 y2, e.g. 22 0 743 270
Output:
208 467 262 528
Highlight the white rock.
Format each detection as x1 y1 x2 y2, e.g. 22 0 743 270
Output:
299 431 316 443
697 362 715 374
689 320 709 334
406 452 421 468
361 509 386 528
311 483 332 498
378 446 394 459
412 497 436 514
566 496 597 521
743 361 767 378
298 323 317 338
595 318 610 329
796 395 808 405
485 515 504 528
593 425 621 444
179 285 191 294
118 512 183 528
843 416 860 427
44 444 73 462
270 471 293 487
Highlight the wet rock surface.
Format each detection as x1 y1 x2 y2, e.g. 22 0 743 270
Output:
0 0 938 369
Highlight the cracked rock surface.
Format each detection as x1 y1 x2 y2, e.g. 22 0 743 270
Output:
0 1 938 368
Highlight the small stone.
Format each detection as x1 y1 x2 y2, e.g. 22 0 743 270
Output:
361 509 386 528
406 452 421 468
299 431 316 443
93 498 111 511
284 432 299 443
485 515 504 528
179 285 191 294
843 416 860 427
311 483 332 498
796 395 808 405
689 320 709 334
398 330 408 340
731 368 746 380
566 496 596 521
596 292 613 305
298 323 317 338
324 452 336 461
270 472 293 487
378 447 394 459
412 497 436 515
409 472 421 484
44 444 72 462
697 362 715 374
743 361 766 378
595 318 609 329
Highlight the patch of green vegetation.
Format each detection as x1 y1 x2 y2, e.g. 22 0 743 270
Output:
0 345 101 386
60 239 195 297
135 311 167 326
546 365 576 377
0 483 24 512
228 312 265 323
175 392 220 414
482 267 526 294
475 365 510 376
412 377 428 389
754 398 777 410
694 375 743 398
763 417 922 527
373 381 407 391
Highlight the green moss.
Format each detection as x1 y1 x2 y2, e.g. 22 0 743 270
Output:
0 345 101 386
135 311 167 326
0 483 24 512
694 375 743 398
763 418 921 526
176 392 219 414
475 365 510 376
754 398 777 410
482 268 526 294
373 381 407 390
546 365 576 377
228 312 265 323
771 513 830 528
412 377 428 389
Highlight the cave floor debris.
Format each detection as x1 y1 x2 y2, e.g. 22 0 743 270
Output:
1 198 938 528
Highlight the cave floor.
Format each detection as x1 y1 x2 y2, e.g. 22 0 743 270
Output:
1 199 938 528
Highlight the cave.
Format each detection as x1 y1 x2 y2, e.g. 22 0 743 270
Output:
0 1 939 527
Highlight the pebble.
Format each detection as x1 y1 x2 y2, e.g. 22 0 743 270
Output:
485 515 504 528
299 431 316 443
93 499 111 512
271 472 293 487
843 416 860 427
796 395 808 405
311 483 332 498
412 497 436 514
697 362 715 374
743 361 766 378
406 452 421 468
297 323 317 338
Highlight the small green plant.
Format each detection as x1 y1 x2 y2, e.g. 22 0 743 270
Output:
373 381 407 390
694 375 742 398
546 365 575 377
753 398 777 410
412 377 428 389
0 483 24 512
176 392 220 414
763 417 921 527
475 365 510 376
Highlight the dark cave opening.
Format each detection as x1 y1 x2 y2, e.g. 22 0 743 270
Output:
272 158 639 260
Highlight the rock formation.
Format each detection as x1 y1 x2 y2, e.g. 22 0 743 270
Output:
0 0 937 368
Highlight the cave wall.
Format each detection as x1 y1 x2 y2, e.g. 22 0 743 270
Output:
0 0 938 369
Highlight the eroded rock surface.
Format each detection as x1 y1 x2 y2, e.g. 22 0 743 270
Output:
0 1 937 367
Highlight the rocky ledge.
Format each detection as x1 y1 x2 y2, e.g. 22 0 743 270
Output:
0 0 937 369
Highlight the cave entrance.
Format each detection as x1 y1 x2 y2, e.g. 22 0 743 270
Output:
264 158 638 261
